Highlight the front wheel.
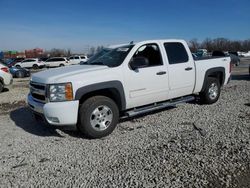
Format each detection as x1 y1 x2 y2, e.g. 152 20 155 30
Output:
0 82 3 92
33 64 39 69
199 77 221 104
77 96 119 138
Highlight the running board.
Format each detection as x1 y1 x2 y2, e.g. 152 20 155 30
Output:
125 96 195 118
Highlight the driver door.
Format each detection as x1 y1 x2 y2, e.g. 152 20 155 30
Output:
124 43 169 109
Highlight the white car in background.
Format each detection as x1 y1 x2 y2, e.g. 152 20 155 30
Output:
15 58 45 69
0 63 13 92
44 57 69 68
68 55 88 65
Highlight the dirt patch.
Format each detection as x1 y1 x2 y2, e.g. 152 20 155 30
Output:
0 100 26 115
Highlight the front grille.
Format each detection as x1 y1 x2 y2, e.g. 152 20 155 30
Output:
30 81 46 103
30 82 45 90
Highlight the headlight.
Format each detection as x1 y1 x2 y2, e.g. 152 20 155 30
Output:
48 82 73 102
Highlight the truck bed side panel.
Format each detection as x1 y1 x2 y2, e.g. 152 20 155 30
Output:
194 57 231 93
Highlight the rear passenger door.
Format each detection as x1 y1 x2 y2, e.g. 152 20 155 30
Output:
22 59 35 68
164 42 195 98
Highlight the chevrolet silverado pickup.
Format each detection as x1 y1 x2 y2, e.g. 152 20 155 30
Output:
28 39 231 138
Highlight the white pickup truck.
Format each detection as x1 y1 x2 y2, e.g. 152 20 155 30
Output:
28 39 231 138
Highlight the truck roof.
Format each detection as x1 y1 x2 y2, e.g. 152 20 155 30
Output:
108 39 186 48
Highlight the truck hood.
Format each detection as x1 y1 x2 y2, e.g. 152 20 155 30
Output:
31 65 108 83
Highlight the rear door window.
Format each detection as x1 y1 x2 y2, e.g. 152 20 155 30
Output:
58 58 65 61
164 42 189 64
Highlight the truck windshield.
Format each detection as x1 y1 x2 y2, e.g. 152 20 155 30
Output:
84 45 134 67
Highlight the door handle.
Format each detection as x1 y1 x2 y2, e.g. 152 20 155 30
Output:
156 71 166 75
185 67 193 71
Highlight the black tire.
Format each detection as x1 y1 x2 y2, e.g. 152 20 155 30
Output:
59 64 64 67
199 77 221 104
16 71 24 78
77 96 119 138
0 82 3 93
236 61 240 66
33 64 39 69
16 65 21 68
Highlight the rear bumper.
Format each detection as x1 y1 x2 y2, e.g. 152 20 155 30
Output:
27 94 79 126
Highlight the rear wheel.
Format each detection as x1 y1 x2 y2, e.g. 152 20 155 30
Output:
59 64 64 67
16 71 24 78
33 64 39 69
200 77 221 104
77 96 119 138
0 82 3 92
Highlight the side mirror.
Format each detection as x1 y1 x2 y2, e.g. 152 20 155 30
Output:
130 57 149 70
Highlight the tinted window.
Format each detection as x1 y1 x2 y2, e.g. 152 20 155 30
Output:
51 58 64 61
23 59 35 63
75 56 80 59
46 59 54 62
212 51 226 57
81 56 86 59
164 43 189 64
69 57 74 60
58 58 65 61
132 44 163 67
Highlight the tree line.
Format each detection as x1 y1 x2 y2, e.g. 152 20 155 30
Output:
42 38 250 57
189 38 250 53
43 46 105 58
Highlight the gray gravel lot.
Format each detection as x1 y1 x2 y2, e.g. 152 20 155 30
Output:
0 64 249 187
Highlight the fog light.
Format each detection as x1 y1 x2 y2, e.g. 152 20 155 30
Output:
47 117 60 123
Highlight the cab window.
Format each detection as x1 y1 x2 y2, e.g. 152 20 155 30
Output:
132 44 163 67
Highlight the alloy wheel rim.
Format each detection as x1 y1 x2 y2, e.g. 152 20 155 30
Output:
208 83 218 100
90 105 113 131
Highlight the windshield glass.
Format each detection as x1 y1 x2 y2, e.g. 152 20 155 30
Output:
83 45 134 67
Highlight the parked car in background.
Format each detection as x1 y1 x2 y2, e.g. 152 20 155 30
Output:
15 58 45 69
68 55 88 65
2 58 25 68
44 57 69 68
195 49 208 57
0 63 13 92
212 51 240 66
9 66 30 78
229 54 240 66
241 51 250 57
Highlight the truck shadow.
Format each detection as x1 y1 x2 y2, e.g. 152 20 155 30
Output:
231 75 250 81
10 107 82 138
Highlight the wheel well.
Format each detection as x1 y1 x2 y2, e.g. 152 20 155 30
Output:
207 71 224 86
79 88 123 111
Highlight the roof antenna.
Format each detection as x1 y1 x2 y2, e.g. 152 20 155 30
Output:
130 41 134 44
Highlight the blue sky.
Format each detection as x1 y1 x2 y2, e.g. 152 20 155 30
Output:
0 0 249 52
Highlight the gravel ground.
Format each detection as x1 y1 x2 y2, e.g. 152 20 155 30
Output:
0 67 249 187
